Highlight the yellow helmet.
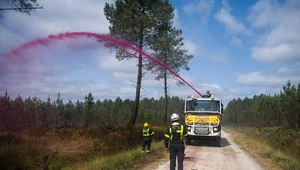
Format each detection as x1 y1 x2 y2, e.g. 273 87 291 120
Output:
144 122 149 127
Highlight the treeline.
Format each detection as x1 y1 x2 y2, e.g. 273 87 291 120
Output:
223 80 300 129
0 91 184 129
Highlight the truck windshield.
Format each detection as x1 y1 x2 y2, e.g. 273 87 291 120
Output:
186 100 220 112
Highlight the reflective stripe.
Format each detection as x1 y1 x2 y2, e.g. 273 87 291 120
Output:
165 134 170 138
176 125 183 139
169 127 173 139
143 128 150 137
180 125 183 139
169 125 185 140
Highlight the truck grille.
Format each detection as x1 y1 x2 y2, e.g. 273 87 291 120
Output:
194 127 209 135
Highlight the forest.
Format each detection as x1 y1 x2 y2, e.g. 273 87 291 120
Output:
1 81 299 169
223 80 300 129
1 80 300 130
0 91 184 129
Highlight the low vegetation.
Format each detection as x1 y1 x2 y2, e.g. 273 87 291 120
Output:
0 126 166 170
1 80 299 169
224 126 300 170
223 80 300 169
63 140 165 170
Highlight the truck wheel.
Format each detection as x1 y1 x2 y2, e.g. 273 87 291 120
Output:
186 138 191 145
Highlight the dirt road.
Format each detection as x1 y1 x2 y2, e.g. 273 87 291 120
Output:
150 130 263 170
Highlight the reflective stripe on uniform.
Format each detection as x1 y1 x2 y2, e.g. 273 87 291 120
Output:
169 127 173 139
143 128 150 137
169 125 185 140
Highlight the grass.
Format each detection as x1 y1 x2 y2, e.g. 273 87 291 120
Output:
224 126 300 170
63 140 165 170
0 128 96 170
0 131 50 170
0 125 166 170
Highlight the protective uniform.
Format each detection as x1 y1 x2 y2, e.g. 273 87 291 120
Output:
164 113 188 170
206 90 212 98
142 122 154 153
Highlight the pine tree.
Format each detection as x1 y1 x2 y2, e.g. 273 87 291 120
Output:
104 0 177 126
84 92 94 127
6 0 40 14
145 0 193 123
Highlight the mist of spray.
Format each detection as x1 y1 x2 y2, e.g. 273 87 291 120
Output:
7 32 203 97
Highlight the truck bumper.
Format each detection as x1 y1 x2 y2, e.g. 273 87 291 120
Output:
187 131 221 140
186 126 221 139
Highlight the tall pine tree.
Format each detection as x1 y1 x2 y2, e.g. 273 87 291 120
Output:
146 0 193 123
104 0 175 126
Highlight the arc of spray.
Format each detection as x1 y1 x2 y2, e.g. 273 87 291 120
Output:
8 32 203 97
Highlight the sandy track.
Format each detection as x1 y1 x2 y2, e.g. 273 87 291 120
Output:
150 130 263 170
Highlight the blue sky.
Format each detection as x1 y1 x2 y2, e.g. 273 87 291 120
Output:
0 0 300 106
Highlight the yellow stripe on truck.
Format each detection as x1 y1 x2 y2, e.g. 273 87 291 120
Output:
185 114 220 125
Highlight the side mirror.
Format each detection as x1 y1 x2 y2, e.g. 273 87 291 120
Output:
221 103 224 115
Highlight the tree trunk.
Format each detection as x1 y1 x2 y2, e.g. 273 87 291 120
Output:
164 69 168 123
130 29 144 126
130 52 143 126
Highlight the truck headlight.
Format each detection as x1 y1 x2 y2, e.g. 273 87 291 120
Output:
187 126 191 131
213 127 218 131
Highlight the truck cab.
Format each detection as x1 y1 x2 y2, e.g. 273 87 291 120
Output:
184 95 223 146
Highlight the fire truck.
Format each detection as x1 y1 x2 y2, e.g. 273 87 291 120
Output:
184 94 223 146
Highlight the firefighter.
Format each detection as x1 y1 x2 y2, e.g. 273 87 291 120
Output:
206 90 212 98
142 122 155 153
164 113 188 170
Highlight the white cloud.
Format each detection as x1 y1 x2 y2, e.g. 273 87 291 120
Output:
277 67 294 75
0 0 162 102
173 9 182 29
96 49 137 73
249 0 300 64
0 0 110 52
183 0 215 22
183 40 198 56
236 71 296 87
113 72 137 83
5 0 299 107
252 44 300 63
0 25 27 52
215 8 251 35
248 0 279 28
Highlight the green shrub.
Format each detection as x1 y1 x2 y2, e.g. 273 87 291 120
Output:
0 125 167 169
0 133 50 170
226 126 300 170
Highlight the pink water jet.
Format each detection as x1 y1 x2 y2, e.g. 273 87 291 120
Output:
7 32 203 97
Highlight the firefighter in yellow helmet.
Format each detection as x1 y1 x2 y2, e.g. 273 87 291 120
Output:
142 122 155 153
164 113 188 170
